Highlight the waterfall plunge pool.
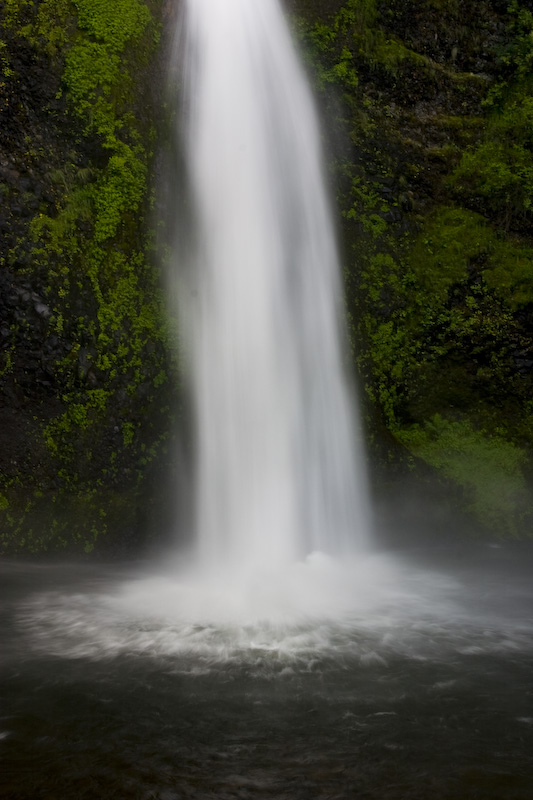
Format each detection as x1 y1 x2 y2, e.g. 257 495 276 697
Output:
3 1 531 796
1 544 532 799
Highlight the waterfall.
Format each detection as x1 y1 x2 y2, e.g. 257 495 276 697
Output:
175 0 370 573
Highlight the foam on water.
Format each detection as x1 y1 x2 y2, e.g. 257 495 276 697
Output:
13 5 532 678
14 554 533 671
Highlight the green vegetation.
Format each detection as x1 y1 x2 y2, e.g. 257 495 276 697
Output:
397 417 528 537
302 0 428 90
295 0 533 537
2 0 533 549
1 0 73 54
0 0 171 554
449 3 533 229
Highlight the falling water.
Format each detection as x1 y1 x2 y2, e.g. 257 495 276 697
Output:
174 0 370 574
4 10 533 796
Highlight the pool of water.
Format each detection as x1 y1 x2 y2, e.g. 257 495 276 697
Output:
1 544 532 799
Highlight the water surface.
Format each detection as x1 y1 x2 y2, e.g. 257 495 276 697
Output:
2 544 532 799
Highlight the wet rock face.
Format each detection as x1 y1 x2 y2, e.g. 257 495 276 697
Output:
1 0 532 548
1 39 73 343
378 0 507 73
286 0 533 537
284 0 346 17
0 5 175 555
0 29 72 482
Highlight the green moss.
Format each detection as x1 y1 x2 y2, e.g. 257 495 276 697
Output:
451 137 533 224
0 490 124 555
449 4 533 228
397 416 529 537
0 0 171 556
409 207 488 301
297 1 533 537
485 237 533 311
298 0 455 99
343 174 390 237
410 205 533 312
26 0 167 489
122 421 135 446
0 39 14 87
74 0 151 50
333 0 426 72
2 0 74 55
354 197 533 441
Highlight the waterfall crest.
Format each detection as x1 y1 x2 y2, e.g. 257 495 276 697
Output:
175 0 370 572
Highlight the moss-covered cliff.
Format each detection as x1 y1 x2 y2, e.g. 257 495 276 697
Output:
0 0 174 554
291 0 533 537
1 0 532 553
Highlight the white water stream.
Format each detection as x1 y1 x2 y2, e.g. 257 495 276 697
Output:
9 0 419 661
3 17 533 796
176 0 370 574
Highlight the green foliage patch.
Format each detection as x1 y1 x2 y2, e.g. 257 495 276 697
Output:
450 3 533 229
296 0 533 535
1 0 73 54
410 205 533 312
28 0 167 464
1 0 170 554
397 416 528 537
409 207 487 301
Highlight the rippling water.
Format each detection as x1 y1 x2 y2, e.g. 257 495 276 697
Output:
2 545 533 799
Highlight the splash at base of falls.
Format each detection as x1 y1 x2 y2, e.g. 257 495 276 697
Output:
4 548 533 800
13 551 532 672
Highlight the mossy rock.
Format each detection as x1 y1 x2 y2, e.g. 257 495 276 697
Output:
397 415 531 538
